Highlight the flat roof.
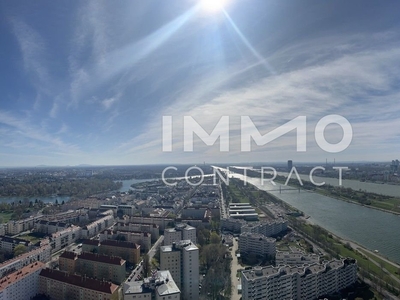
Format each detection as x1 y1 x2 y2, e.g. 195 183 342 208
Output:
156 270 180 296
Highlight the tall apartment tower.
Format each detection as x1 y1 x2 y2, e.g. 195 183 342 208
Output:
160 240 199 300
164 223 196 246
287 160 293 171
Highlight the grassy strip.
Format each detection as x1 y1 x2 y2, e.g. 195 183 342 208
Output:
0 212 13 223
291 220 400 296
357 248 400 280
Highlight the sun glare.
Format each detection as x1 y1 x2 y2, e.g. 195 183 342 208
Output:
201 0 228 13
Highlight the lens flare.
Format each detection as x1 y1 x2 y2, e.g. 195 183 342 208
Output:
201 0 228 12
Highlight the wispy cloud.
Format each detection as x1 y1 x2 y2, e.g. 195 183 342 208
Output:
0 110 81 155
10 18 52 110
118 32 400 163
102 96 118 111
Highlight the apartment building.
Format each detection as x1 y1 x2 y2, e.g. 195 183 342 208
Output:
220 218 246 233
117 205 136 216
115 222 160 242
49 225 82 252
100 229 151 251
81 239 100 251
160 240 199 300
40 209 89 223
59 251 126 284
124 270 180 300
0 261 44 300
101 240 140 264
0 244 51 278
239 232 276 257
81 214 114 239
59 251 77 274
34 220 71 234
241 258 357 300
0 225 5 236
7 215 43 235
181 207 209 219
39 268 121 300
276 250 320 266
241 219 288 237
164 223 196 246
129 216 174 231
0 235 31 253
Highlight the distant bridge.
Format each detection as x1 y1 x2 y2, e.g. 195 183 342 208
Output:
267 186 301 193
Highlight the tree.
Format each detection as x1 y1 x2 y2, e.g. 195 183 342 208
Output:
142 254 150 277
13 244 27 257
210 232 221 244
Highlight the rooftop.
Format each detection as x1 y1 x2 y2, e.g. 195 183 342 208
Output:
161 240 198 252
59 251 77 260
81 239 100 246
156 270 180 296
79 252 125 266
101 239 140 249
0 235 31 246
0 262 45 291
124 270 180 296
242 258 356 281
39 268 119 294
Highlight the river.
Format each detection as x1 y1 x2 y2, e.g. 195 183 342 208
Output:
221 167 400 264
117 178 158 192
0 178 156 204
235 167 400 197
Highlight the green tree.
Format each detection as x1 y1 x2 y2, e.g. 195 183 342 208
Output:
13 244 27 257
142 254 150 277
210 232 221 244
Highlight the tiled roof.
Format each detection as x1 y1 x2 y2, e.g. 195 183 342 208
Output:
78 252 125 266
59 251 77 260
81 239 100 246
39 268 119 294
101 239 140 249
0 262 44 291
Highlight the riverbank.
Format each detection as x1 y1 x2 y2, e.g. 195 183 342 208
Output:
252 182 400 298
263 184 400 271
263 174 400 216
314 187 400 216
289 215 400 296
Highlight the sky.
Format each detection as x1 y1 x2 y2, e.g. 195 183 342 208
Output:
0 0 400 167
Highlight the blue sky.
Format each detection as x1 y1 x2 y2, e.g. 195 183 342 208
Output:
1 0 400 167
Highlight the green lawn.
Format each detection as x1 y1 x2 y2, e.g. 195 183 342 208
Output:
227 184 250 203
357 248 400 280
18 234 42 244
0 212 13 223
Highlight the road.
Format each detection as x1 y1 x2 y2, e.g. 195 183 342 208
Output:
345 239 400 286
219 182 228 219
46 242 83 268
230 239 241 300
148 235 164 260
129 235 164 282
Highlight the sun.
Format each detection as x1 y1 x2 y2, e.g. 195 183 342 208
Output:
201 0 229 13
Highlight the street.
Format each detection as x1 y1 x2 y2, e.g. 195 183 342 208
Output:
230 239 242 300
128 235 164 282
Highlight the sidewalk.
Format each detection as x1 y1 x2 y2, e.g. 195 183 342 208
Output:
230 239 241 300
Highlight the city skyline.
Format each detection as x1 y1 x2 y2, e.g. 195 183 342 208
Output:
1 1 400 167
